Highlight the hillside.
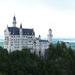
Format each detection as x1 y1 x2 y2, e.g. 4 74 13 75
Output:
0 42 75 75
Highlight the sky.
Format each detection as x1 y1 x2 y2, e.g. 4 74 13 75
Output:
0 0 75 38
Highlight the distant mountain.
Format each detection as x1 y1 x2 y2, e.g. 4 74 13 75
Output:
52 38 75 43
52 38 75 50
0 38 75 50
0 39 4 47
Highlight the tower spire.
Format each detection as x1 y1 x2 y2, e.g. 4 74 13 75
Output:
12 15 17 27
20 23 22 28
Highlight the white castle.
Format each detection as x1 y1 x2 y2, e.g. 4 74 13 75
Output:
4 15 53 56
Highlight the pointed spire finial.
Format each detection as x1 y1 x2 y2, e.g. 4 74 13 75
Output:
12 15 17 27
7 24 8 27
7 24 8 28
20 23 22 28
13 15 16 21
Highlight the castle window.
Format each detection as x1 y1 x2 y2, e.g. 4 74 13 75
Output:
29 41 31 42
13 33 14 35
11 36 13 38
32 32 33 35
22 41 23 43
11 44 13 46
39 51 41 56
11 39 13 41
11 42 13 43
23 39 25 40
29 36 32 38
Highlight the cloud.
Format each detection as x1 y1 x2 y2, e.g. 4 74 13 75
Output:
0 0 75 38
36 0 75 12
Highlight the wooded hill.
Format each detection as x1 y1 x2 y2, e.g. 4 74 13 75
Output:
0 42 75 75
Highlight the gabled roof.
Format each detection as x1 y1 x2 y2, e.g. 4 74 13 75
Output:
8 27 19 35
39 40 48 42
8 27 35 35
36 38 48 42
22 29 35 35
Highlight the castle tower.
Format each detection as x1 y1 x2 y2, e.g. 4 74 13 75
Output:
39 35 41 40
20 23 22 35
20 23 22 50
48 29 53 43
12 15 17 27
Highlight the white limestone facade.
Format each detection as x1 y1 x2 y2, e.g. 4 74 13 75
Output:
4 16 53 56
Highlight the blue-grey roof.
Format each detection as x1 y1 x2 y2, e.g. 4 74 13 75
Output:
8 27 35 35
39 40 48 42
36 38 39 40
8 27 19 35
22 29 35 35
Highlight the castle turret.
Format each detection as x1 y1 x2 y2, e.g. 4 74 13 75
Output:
20 23 22 35
12 15 17 27
39 35 41 40
20 23 22 50
48 29 53 43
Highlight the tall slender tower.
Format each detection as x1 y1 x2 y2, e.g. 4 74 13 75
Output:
20 23 22 50
20 23 22 35
12 15 17 27
48 29 53 43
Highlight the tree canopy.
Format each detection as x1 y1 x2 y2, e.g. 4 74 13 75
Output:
0 42 75 75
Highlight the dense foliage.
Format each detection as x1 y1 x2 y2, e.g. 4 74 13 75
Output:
0 42 75 75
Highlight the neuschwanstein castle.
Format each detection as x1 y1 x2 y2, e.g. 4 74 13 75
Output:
4 15 53 56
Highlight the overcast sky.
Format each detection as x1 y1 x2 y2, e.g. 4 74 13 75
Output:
0 0 75 38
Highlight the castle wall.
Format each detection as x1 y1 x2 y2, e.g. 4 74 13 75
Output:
4 16 53 56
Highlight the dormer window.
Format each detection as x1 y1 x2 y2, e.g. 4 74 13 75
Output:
13 32 14 35
32 32 33 35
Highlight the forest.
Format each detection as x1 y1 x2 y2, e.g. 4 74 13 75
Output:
0 42 75 75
